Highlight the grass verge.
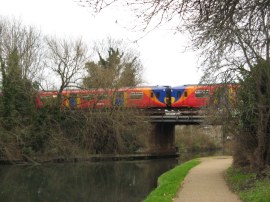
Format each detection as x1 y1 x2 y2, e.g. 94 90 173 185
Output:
143 159 200 202
226 166 270 202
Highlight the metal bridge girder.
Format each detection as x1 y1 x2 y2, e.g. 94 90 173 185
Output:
149 115 206 124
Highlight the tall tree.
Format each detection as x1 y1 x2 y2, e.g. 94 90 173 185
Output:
0 16 44 84
83 39 142 89
1 48 34 129
45 37 88 93
237 59 270 169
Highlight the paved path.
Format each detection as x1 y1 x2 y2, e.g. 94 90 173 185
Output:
174 156 242 202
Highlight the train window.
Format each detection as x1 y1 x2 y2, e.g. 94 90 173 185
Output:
70 93 77 98
177 92 182 98
41 95 57 100
130 92 143 99
40 96 50 102
116 92 124 99
98 94 108 100
156 92 160 99
184 91 188 97
40 95 56 106
82 95 95 100
40 96 49 100
195 90 210 98
150 92 154 98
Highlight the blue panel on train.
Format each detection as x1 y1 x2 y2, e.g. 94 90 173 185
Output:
152 86 171 106
69 97 77 108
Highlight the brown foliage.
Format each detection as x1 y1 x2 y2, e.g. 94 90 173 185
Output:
46 108 150 156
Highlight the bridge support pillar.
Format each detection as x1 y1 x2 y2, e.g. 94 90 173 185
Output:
148 123 176 154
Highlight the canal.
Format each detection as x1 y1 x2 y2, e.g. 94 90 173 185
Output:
0 152 217 202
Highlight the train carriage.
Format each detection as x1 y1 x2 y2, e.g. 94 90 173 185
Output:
36 89 113 109
36 84 237 111
124 86 171 109
171 84 237 110
36 86 172 111
171 85 216 109
36 91 58 108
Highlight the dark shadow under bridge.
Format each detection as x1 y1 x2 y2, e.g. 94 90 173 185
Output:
146 113 215 156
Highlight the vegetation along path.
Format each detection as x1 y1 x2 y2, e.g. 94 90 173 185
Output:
174 156 241 202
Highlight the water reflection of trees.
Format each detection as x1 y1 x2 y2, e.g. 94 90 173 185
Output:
0 159 176 202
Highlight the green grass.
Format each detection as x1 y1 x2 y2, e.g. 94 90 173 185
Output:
226 167 270 202
143 159 200 202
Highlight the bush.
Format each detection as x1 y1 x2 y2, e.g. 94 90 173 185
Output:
175 125 222 152
226 166 270 202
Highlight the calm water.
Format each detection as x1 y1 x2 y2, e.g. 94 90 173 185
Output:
0 150 221 202
0 158 178 202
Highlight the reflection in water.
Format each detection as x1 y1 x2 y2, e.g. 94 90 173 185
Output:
0 158 177 202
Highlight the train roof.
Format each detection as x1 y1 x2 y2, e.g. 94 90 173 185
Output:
173 83 237 87
38 85 171 93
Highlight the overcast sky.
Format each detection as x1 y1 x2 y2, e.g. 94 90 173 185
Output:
0 0 202 86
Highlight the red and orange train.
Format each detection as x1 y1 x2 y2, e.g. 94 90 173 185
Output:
36 84 237 112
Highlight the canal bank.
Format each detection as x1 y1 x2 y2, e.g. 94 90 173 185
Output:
144 156 241 202
0 152 179 165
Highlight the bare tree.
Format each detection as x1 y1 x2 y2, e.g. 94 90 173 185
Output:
79 0 269 81
45 36 88 93
0 16 44 84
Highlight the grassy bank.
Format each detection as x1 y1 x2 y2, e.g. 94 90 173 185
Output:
226 167 270 202
143 159 200 202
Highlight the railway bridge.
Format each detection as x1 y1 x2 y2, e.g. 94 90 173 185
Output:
147 113 211 155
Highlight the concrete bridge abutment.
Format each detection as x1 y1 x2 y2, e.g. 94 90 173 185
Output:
148 123 176 154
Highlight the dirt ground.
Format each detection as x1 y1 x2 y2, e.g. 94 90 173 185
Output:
173 156 242 202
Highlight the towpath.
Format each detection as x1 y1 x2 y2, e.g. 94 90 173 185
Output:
174 156 241 202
